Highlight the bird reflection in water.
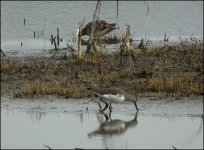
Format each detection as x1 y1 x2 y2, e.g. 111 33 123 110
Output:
88 111 138 137
26 109 47 122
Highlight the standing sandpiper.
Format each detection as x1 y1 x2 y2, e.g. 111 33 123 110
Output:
87 87 139 112
80 20 119 38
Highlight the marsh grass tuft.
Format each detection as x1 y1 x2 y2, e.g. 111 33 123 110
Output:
139 73 203 97
12 79 68 98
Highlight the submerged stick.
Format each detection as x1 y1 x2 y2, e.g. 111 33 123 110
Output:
53 37 57 51
57 28 60 47
50 34 54 45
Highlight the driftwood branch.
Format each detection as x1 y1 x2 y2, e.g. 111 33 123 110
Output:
86 0 101 53
77 22 82 58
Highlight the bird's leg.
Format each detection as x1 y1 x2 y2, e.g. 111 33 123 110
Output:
134 109 139 120
110 103 113 109
98 102 102 110
101 103 108 112
108 111 112 121
134 101 139 111
109 103 113 112
101 112 109 122
100 99 109 112
98 98 106 110
100 98 108 105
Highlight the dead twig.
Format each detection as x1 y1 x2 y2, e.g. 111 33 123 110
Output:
81 17 86 27
116 0 119 26
144 1 149 16
77 21 82 58
66 43 76 52
86 0 101 53
43 144 51 150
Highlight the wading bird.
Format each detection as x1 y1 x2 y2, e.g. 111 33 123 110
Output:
81 20 119 38
87 87 139 112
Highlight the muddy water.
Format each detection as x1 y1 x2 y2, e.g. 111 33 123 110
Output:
1 96 203 149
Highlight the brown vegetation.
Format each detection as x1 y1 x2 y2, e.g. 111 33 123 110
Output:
1 42 203 99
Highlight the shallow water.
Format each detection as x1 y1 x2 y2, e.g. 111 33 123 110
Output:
1 96 203 149
1 1 203 58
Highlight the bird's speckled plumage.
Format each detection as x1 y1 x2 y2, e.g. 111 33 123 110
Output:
81 20 117 37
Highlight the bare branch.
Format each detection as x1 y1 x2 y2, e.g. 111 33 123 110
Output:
144 1 149 16
86 0 101 53
66 43 76 52
116 0 119 26
81 17 86 27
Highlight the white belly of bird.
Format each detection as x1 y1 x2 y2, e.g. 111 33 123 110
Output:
102 94 125 103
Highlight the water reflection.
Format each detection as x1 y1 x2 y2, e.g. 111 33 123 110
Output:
26 109 47 122
181 116 203 146
88 111 138 137
1 104 203 149
196 116 203 134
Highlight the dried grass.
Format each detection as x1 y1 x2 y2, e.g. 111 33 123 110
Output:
1 42 203 99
